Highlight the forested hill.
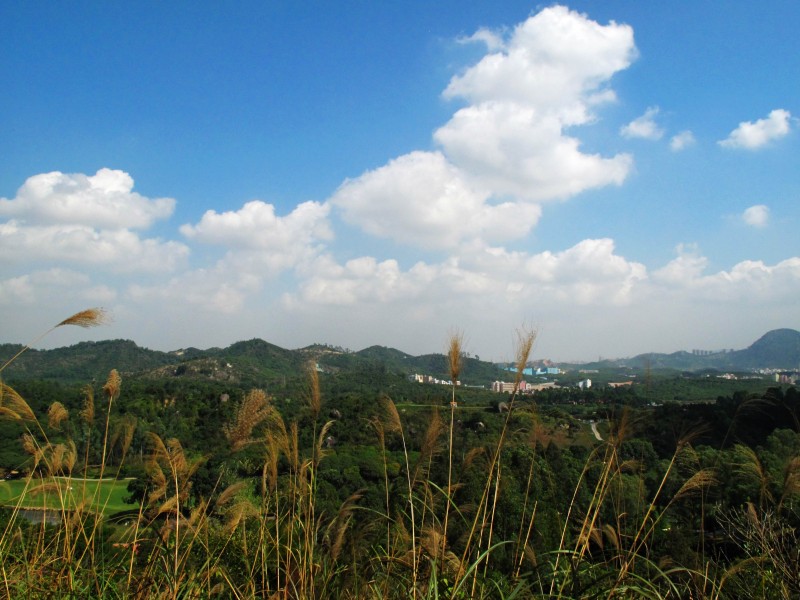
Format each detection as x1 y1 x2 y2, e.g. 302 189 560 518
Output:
738 328 800 368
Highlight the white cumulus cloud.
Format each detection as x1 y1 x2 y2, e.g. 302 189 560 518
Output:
620 107 664 140
0 168 175 229
331 5 635 250
435 102 631 201
742 204 769 228
0 169 188 273
180 199 334 276
443 6 637 109
180 200 332 250
331 151 541 249
718 108 792 150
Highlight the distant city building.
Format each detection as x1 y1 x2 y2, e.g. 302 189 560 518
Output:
528 382 557 392
577 379 592 389
504 366 534 376
504 365 560 376
492 381 517 393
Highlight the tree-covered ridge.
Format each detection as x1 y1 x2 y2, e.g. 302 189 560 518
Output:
2 328 799 388
0 338 508 387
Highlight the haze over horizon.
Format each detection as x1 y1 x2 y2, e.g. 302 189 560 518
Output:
1 3 798 362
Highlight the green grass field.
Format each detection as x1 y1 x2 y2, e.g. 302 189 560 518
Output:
0 477 134 515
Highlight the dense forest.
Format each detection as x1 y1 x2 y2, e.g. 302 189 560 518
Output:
1 313 799 598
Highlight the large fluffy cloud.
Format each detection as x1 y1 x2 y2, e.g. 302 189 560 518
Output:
0 168 174 229
0 169 187 273
434 102 631 201
718 109 792 150
332 5 635 250
443 6 636 108
331 151 541 249
179 199 333 276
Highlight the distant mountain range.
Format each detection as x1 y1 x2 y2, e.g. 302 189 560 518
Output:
562 328 800 372
1 328 798 386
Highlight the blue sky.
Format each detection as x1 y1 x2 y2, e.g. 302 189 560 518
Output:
1 2 798 362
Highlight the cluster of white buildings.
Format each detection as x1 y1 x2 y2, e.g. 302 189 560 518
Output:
408 373 460 386
756 369 799 384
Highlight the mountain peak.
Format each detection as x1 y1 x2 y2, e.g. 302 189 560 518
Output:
742 328 800 368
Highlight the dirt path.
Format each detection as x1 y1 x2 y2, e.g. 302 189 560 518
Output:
590 421 602 441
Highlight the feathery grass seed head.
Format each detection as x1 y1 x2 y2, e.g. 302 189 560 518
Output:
47 401 69 430
447 330 464 383
0 383 35 421
103 369 121 399
224 389 274 452
56 307 109 329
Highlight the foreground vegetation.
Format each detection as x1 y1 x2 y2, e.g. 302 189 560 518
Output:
1 310 799 598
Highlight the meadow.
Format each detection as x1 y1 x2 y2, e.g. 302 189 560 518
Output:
0 477 131 515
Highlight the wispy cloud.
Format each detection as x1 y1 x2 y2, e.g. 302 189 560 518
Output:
670 130 695 151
